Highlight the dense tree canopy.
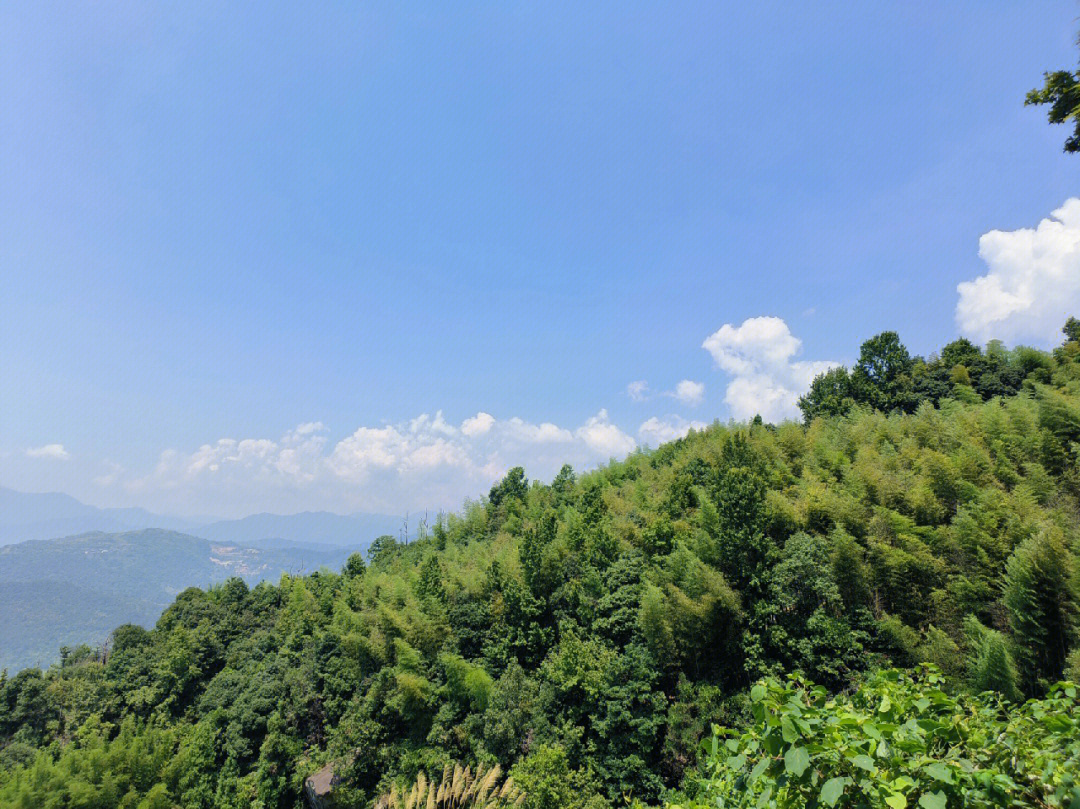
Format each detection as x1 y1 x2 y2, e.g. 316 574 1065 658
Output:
797 330 1056 422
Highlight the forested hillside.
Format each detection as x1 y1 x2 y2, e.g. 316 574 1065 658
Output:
2 328 1080 808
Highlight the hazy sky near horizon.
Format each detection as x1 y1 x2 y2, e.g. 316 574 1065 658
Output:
2 2 1078 518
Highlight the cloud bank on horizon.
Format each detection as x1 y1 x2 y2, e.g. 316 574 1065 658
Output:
100 410 663 517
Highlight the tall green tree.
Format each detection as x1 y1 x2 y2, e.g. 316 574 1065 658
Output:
964 616 1022 702
1003 529 1079 692
490 467 528 509
798 366 855 422
852 331 916 413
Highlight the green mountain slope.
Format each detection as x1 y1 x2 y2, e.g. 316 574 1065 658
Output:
0 529 357 671
1 330 1079 808
0 581 160 672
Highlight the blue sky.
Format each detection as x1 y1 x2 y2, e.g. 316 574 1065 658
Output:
2 2 1078 517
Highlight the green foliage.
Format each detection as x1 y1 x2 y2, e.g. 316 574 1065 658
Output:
344 551 367 577
370 534 402 565
510 745 606 809
0 717 182 808
639 546 741 677
1064 317 1080 344
754 533 868 688
799 328 1044 423
681 667 1080 809
798 367 856 422
490 468 529 512
964 617 1022 702
1027 67 1080 152
853 331 917 414
1003 529 1079 694
440 653 494 712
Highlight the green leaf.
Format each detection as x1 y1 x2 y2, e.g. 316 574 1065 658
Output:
820 777 849 807
784 745 811 778
885 794 907 809
852 754 876 772
750 684 767 702
922 762 954 784
749 756 770 782
781 715 800 743
918 791 946 809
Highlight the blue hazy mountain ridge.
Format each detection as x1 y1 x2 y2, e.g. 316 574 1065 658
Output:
0 487 402 547
0 487 197 545
0 528 369 672
195 510 403 547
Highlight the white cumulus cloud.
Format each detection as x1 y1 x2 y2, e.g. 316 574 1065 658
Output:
702 316 837 423
461 412 495 436
26 443 69 460
574 409 637 457
638 415 707 445
502 418 574 445
956 198 1080 345
668 379 705 406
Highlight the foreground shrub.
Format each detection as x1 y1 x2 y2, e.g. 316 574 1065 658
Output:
678 666 1080 808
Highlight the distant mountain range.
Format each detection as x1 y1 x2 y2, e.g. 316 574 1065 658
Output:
0 487 196 544
194 510 403 547
0 486 402 547
0 528 364 672
0 488 408 672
